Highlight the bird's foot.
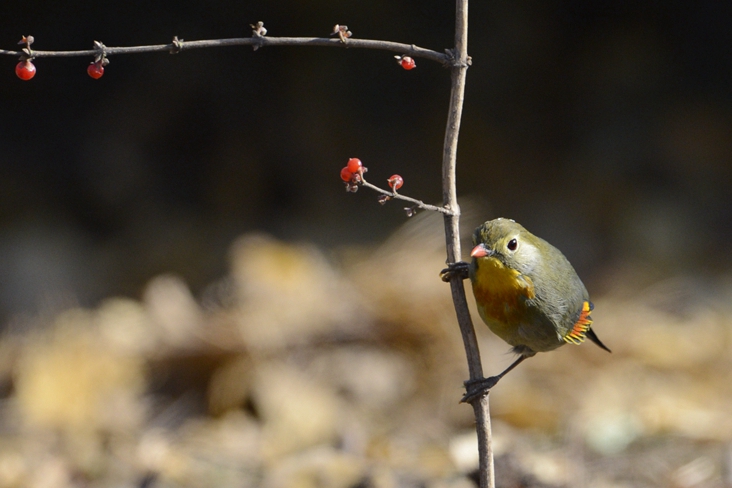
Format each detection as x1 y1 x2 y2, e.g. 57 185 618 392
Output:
440 261 470 282
460 376 501 403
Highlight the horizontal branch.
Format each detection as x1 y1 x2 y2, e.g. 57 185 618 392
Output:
359 178 454 215
0 36 450 65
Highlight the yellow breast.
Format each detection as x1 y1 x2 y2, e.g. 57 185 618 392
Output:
471 256 536 338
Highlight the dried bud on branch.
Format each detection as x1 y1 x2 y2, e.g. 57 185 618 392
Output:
331 24 353 43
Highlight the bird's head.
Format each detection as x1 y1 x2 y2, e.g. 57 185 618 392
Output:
471 218 541 274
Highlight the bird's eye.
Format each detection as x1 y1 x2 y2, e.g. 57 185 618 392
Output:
507 238 518 251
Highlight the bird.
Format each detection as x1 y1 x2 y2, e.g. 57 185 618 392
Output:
441 218 610 402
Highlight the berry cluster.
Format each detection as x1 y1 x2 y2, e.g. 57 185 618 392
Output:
15 59 104 81
340 157 406 209
14 37 110 80
16 59 108 80
340 158 367 192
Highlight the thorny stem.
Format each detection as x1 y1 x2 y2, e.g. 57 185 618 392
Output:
440 1 495 488
0 37 448 64
359 178 453 216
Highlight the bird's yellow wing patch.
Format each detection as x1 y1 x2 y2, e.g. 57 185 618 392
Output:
563 301 593 345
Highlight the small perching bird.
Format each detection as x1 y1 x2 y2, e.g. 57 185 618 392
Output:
442 218 610 402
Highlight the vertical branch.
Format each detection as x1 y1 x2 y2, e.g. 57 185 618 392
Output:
441 1 495 487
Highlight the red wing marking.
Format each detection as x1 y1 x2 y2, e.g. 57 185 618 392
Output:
563 300 593 345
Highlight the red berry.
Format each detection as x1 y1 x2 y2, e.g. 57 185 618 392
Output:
15 60 36 80
87 61 104 79
346 158 363 173
400 57 416 70
387 174 404 191
340 166 354 182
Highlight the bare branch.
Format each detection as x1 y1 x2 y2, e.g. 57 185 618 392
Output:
0 37 449 65
359 178 453 216
439 1 495 487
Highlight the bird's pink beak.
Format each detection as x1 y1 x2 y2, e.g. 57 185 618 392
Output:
470 243 491 258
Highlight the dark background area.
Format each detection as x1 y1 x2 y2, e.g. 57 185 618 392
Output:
1 0 731 320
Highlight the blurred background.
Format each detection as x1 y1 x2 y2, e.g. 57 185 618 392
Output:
0 1 731 487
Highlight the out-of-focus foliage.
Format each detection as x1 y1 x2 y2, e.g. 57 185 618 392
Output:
1 216 731 487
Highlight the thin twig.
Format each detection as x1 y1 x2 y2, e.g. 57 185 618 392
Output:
440 1 495 487
0 37 449 64
359 178 453 215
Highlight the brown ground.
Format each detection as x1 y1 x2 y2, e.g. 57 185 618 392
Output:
1 217 730 487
